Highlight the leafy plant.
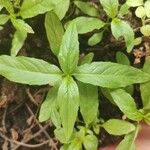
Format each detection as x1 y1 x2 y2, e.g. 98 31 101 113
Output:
72 0 135 52
0 0 68 56
0 16 150 149
126 0 150 36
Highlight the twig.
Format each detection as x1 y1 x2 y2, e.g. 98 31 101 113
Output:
0 131 50 148
25 104 58 150
2 107 7 133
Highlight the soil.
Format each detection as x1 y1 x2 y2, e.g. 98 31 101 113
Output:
0 7 150 150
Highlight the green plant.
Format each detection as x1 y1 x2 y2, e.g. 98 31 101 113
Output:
0 19 150 149
126 0 150 36
72 0 136 52
0 0 70 56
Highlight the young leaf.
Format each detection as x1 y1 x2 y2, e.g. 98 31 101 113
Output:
145 0 150 18
119 3 130 16
45 11 64 56
11 30 27 57
55 128 69 144
88 32 103 46
39 86 58 122
71 17 105 34
126 0 143 7
74 1 99 17
11 19 34 33
99 0 119 18
140 57 150 110
102 119 135 136
116 52 130 66
111 18 135 53
78 82 98 125
0 14 9 25
57 76 79 140
140 25 150 36
20 0 62 19
54 0 70 20
58 22 79 74
79 53 94 65
83 134 98 150
0 55 62 85
68 138 82 150
110 89 143 121
135 6 146 18
74 62 150 88
116 125 140 150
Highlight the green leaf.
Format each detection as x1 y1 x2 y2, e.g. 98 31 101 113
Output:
116 52 130 66
45 11 64 56
20 0 62 19
11 30 27 57
0 0 14 13
140 25 150 36
54 0 70 20
145 0 150 18
60 145 69 150
68 138 82 150
99 0 119 18
110 89 143 121
102 119 135 136
116 125 140 150
39 86 58 122
74 1 99 17
135 6 146 18
126 0 143 7
83 134 98 150
78 82 98 125
119 3 130 16
140 57 150 110
71 17 105 34
88 32 103 46
58 22 79 74
74 62 150 88
111 18 135 53
57 76 79 140
144 113 150 125
79 53 94 65
0 55 62 85
55 128 69 144
51 107 62 128
11 19 34 33
0 14 9 25
134 37 142 46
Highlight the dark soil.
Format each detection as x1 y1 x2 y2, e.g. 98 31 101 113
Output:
0 11 150 150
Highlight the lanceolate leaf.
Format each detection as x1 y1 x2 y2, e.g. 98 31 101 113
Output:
57 76 79 140
102 119 135 136
54 0 70 20
11 30 27 57
0 55 62 85
71 17 105 34
140 57 150 110
74 62 150 88
78 82 98 125
111 18 135 53
110 89 143 121
20 0 62 19
11 19 34 33
116 125 140 150
74 1 99 17
45 11 64 56
58 22 79 74
100 0 119 18
39 86 58 122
